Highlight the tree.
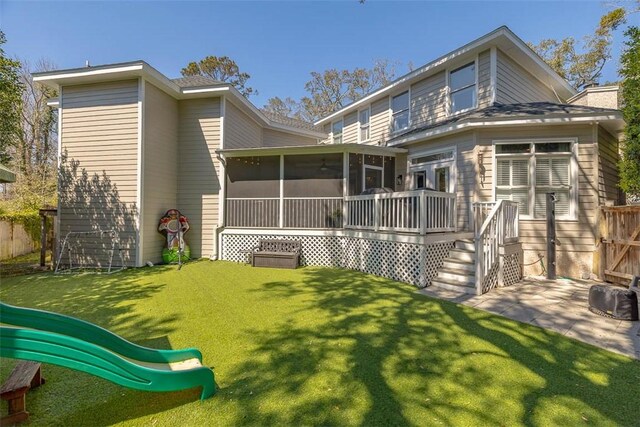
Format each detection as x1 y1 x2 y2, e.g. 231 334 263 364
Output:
181 56 256 97
3 60 58 210
262 96 303 119
529 8 627 89
0 30 23 165
618 26 640 199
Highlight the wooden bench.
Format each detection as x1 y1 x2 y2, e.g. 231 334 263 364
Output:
1 361 45 425
251 239 301 269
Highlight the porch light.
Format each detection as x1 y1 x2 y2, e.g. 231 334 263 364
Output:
396 175 403 186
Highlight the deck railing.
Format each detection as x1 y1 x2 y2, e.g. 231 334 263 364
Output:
473 200 519 295
226 197 343 229
226 198 279 228
344 190 456 234
226 190 457 234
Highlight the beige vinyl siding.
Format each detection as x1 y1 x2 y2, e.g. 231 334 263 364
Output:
496 50 557 104
177 97 222 258
404 124 602 277
141 82 179 264
477 50 492 108
410 71 447 131
407 131 477 231
59 79 139 266
342 111 358 144
370 97 390 145
263 129 317 147
224 101 262 148
597 125 622 205
477 125 597 255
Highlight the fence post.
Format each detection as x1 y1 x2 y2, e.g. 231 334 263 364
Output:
597 206 606 280
40 214 47 267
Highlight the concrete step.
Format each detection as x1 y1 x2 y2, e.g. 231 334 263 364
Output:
455 240 475 251
442 258 475 273
448 248 475 263
430 277 476 294
436 268 475 286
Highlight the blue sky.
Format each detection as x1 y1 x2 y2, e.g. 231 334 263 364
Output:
1 1 638 107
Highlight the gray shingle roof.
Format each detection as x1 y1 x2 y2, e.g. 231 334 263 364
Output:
389 102 620 142
261 110 320 132
172 77 319 133
172 75 226 88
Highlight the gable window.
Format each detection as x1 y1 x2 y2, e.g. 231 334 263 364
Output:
359 109 370 142
332 120 343 144
495 141 574 219
391 91 409 133
449 62 476 114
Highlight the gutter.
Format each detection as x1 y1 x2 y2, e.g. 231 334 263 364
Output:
388 113 624 147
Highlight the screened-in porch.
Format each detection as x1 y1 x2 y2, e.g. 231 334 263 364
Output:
218 144 457 234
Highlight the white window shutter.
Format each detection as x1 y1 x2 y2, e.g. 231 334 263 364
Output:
512 159 529 186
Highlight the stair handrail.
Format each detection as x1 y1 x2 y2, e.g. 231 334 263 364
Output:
474 200 504 295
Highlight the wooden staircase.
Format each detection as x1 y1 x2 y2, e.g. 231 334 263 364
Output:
431 239 477 294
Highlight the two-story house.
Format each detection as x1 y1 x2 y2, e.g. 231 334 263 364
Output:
34 26 624 294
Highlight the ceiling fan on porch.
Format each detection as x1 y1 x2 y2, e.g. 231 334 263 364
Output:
318 158 340 174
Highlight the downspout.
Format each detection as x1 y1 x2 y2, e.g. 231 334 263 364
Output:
213 153 227 261
212 96 226 261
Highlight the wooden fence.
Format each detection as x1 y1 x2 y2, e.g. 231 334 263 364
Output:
0 221 36 260
597 205 640 285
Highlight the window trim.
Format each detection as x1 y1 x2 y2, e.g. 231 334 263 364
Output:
358 106 371 143
492 138 578 220
447 58 478 117
390 89 411 134
331 119 343 144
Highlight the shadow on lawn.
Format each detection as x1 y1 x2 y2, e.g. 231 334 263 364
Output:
0 266 202 424
223 267 640 426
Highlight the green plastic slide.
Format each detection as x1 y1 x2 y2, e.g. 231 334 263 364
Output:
0 302 216 400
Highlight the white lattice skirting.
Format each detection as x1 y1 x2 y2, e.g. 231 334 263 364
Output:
502 252 523 287
221 232 455 288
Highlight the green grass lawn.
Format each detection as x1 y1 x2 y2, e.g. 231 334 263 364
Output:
1 260 639 426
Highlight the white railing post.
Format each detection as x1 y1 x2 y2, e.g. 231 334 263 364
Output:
419 191 427 235
279 155 284 229
374 194 381 231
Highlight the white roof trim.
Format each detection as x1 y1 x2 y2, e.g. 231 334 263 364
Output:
315 26 576 126
217 143 406 157
33 61 326 139
33 63 144 82
389 113 623 146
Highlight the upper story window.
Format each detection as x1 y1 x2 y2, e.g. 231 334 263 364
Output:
391 91 409 133
332 120 343 144
495 141 574 219
449 62 476 114
359 109 370 142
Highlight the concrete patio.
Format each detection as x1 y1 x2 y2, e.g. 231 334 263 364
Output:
420 277 640 360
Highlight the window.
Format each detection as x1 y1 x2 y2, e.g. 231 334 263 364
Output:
391 91 409 133
332 120 343 144
449 62 476 114
495 141 574 219
359 109 370 142
410 151 454 165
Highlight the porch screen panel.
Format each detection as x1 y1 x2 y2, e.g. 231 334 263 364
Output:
283 154 344 228
348 153 362 196
383 156 395 189
226 156 280 227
